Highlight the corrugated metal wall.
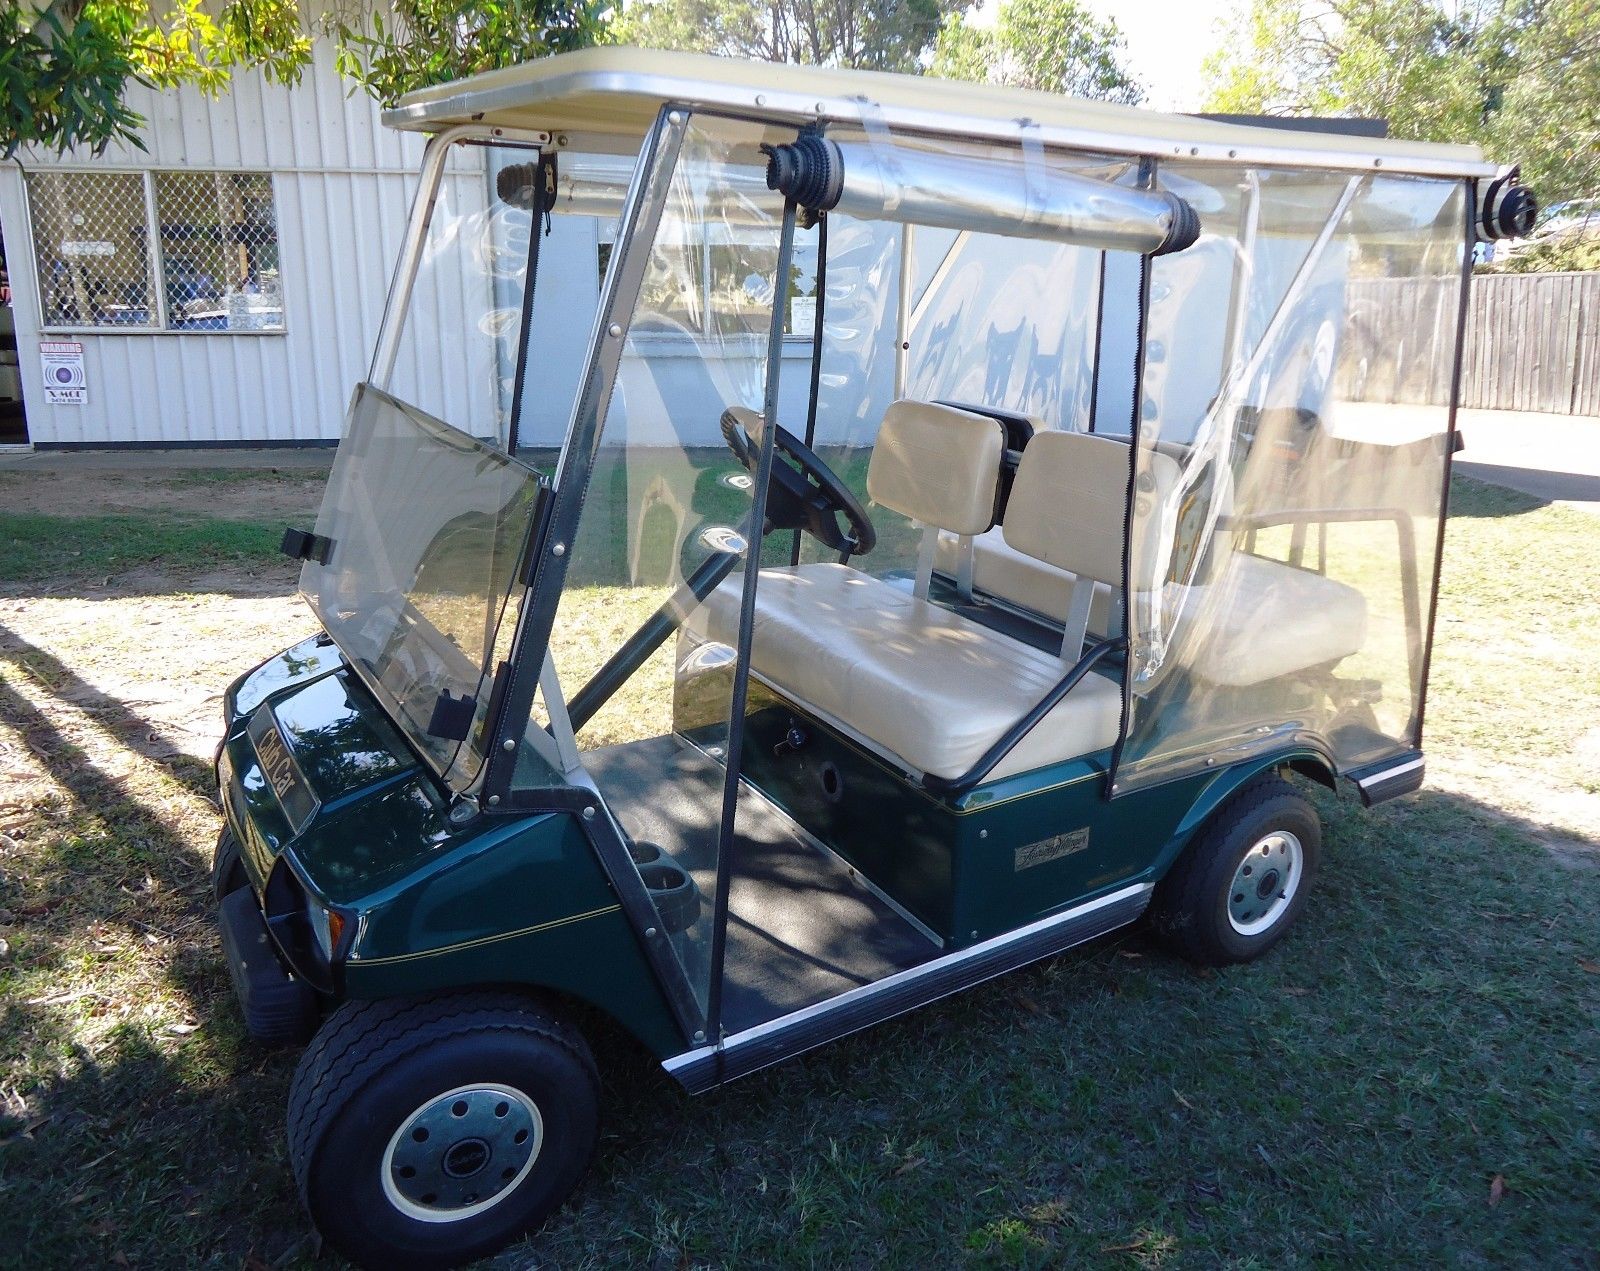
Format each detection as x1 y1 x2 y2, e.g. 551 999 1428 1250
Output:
0 40 487 446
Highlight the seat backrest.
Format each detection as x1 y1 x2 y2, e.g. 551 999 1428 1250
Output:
1003 430 1180 590
866 400 1006 535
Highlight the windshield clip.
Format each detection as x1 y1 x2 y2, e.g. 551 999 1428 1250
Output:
426 689 478 741
280 527 333 566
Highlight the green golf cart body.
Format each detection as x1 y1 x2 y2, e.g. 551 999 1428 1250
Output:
208 47 1534 1269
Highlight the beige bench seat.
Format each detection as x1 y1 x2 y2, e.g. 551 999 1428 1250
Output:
935 529 1368 686
686 562 1123 781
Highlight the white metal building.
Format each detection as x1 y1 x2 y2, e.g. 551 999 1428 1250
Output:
0 41 1142 454
0 40 484 449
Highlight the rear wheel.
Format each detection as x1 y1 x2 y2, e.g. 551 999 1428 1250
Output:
287 992 599 1270
1151 774 1321 965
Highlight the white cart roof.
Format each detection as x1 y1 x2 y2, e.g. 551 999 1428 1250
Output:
385 47 1494 180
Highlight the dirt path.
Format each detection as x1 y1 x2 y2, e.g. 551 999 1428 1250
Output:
0 566 310 771
0 464 329 520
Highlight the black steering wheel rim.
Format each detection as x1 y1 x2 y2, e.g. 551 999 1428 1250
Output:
720 409 877 557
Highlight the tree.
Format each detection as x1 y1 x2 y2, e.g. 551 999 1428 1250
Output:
2 0 315 155
1 0 603 158
1475 0 1600 207
1202 0 1600 205
607 0 962 73
329 0 606 105
929 0 1142 103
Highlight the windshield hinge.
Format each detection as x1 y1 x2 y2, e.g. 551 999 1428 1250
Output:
280 527 333 566
518 481 557 586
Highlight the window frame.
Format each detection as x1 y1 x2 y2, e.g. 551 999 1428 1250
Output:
25 166 288 337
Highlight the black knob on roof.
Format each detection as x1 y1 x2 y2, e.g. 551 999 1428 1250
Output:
761 134 845 211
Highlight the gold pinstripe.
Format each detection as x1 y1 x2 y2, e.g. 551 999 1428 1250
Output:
350 904 622 966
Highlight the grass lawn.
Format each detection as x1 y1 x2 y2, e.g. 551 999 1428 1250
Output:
0 474 1595 1267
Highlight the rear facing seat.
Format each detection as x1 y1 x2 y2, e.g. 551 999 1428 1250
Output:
934 429 1369 685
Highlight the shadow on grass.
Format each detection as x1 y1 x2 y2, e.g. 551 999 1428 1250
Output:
0 629 217 803
520 779 1599 1269
1455 463 1600 508
0 772 1595 1267
2 586 1596 1266
1446 472 1551 519
0 636 311 1265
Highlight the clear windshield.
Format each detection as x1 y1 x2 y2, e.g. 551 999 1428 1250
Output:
301 134 628 789
302 384 544 788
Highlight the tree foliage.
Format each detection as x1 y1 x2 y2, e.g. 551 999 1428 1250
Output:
330 0 606 105
1203 0 1600 205
930 0 1141 103
607 0 960 72
3 0 314 155
0 0 603 156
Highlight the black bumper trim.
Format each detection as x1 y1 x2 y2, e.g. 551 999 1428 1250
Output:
1348 751 1426 807
218 888 317 1046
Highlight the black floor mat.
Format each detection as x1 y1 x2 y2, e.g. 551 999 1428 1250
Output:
585 736 937 1034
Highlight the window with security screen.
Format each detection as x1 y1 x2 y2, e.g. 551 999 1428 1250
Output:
25 169 285 333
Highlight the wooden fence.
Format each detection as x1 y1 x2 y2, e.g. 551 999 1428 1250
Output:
1344 270 1600 416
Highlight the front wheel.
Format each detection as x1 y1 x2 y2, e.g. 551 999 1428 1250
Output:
1151 774 1321 966
286 992 600 1270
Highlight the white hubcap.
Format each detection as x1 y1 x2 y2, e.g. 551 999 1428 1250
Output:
380 1083 543 1223
1227 830 1303 936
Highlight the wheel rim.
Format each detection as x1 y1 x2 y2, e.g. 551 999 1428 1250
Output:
380 1083 543 1224
1226 830 1303 937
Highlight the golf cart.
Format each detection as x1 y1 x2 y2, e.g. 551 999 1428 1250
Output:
210 48 1534 1268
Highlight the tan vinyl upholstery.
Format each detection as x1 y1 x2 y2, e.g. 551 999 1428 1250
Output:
1001 430 1180 589
935 527 1118 633
685 564 1123 781
678 402 1129 783
1182 554 1368 686
724 404 764 442
866 400 1005 535
931 428 1366 685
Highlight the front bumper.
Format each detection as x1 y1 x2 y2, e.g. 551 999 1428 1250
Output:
217 886 317 1046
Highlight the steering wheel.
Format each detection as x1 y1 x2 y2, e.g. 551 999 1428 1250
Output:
720 408 877 557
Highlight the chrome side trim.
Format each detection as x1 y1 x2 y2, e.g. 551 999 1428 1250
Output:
663 880 1151 1092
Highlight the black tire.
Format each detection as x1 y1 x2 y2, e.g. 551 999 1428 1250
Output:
1151 774 1321 966
286 992 600 1270
211 828 247 902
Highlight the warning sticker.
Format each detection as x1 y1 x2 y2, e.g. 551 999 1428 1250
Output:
40 340 86 405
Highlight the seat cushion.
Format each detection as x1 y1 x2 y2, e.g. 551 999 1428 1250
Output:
935 528 1118 636
1183 554 1368 686
1002 430 1181 587
937 531 1366 687
686 563 1123 782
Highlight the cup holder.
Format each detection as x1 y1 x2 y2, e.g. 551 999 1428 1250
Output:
636 855 701 934
628 839 664 866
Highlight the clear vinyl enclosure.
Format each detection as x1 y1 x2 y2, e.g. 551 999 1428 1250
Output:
313 97 1470 1036
1120 170 1466 790
536 115 790 1014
